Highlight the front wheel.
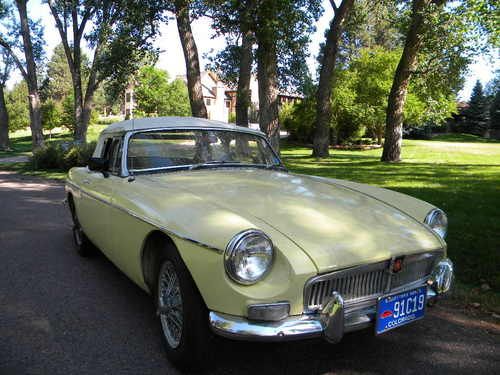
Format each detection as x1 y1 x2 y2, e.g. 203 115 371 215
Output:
156 252 214 370
68 199 94 257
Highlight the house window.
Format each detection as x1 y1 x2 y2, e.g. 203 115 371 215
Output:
206 98 211 106
126 92 131 103
225 101 230 108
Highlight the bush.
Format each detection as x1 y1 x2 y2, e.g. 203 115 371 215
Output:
95 116 123 125
32 141 96 171
280 99 317 144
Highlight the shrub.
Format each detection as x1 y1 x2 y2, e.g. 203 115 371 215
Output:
32 141 96 171
95 116 123 125
280 99 317 144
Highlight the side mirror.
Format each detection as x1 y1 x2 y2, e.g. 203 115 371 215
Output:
88 157 109 173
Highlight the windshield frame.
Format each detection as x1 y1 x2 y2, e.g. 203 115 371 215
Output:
122 127 285 176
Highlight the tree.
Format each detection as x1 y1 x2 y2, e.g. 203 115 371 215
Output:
206 0 320 136
252 0 321 152
312 0 355 157
40 43 80 102
464 80 489 135
6 81 30 133
490 91 500 131
171 0 207 118
0 0 45 149
381 0 446 162
134 65 190 116
41 98 62 138
0 49 14 150
47 0 164 143
331 47 457 144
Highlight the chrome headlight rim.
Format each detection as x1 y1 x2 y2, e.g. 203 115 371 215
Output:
424 208 448 239
224 229 274 285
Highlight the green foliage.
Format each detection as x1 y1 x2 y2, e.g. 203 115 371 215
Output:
464 80 490 135
40 44 78 102
60 93 76 132
6 82 29 132
332 47 457 143
134 66 190 116
32 141 96 171
41 99 62 133
280 99 317 143
205 0 322 93
490 90 500 130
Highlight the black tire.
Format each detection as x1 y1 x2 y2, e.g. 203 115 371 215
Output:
68 198 94 257
155 249 215 371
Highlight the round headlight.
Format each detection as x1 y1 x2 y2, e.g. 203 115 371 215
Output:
224 229 274 285
424 208 448 239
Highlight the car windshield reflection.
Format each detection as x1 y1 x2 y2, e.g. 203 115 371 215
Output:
127 129 283 173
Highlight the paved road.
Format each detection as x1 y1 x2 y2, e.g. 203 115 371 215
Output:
0 156 30 164
0 171 499 375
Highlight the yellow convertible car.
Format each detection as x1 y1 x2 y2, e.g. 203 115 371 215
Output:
66 117 453 369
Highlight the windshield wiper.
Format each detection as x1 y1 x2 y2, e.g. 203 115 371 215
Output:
189 160 241 170
265 164 288 172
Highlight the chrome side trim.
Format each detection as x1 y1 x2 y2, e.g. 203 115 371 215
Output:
65 180 223 254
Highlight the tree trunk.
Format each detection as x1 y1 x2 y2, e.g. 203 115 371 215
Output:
256 36 280 152
16 0 44 149
312 0 354 157
174 0 207 119
236 28 253 127
381 0 432 162
0 85 9 150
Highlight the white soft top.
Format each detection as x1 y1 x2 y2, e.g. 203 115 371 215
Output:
101 116 263 136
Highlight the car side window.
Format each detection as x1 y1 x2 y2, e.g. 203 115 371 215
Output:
101 137 122 176
108 138 123 175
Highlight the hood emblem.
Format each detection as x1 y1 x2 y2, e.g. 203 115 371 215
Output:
392 257 404 273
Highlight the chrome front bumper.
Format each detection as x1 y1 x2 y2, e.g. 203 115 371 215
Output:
210 265 451 342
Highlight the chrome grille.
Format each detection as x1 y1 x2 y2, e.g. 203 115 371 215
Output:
305 251 442 312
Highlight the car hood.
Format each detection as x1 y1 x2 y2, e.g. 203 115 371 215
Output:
145 169 442 273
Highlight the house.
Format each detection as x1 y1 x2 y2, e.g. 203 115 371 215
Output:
122 70 302 123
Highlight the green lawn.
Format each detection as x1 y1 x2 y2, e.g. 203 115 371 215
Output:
281 135 500 294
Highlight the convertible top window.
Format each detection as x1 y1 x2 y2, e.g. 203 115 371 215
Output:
127 129 282 173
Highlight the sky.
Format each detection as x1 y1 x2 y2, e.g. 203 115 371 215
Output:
11 0 499 100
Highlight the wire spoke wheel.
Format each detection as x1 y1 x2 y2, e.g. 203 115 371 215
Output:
158 261 183 349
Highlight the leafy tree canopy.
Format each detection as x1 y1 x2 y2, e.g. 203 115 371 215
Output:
134 65 190 117
6 81 30 132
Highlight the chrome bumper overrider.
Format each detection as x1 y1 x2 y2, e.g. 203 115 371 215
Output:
209 258 453 342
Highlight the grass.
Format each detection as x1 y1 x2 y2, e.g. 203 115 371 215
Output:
0 124 106 179
0 124 106 159
281 135 500 293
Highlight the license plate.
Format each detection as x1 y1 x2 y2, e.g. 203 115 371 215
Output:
375 286 426 335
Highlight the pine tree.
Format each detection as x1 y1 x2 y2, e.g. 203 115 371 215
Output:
464 80 489 136
489 90 500 131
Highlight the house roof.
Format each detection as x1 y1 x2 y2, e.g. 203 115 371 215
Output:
101 116 264 136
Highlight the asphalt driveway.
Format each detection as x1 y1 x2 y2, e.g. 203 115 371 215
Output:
0 171 498 375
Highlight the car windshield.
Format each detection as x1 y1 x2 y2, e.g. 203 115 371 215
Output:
127 129 283 173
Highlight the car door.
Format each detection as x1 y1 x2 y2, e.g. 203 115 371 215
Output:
78 136 122 254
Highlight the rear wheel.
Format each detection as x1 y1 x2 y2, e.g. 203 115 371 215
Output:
155 249 214 370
